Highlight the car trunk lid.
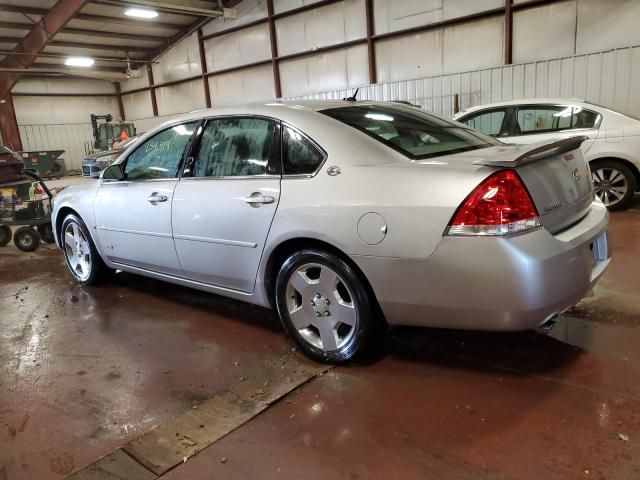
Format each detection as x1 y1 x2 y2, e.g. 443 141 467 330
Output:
473 136 594 234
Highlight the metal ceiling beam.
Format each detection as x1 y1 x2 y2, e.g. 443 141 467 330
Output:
49 40 150 53
0 65 128 80
0 3 180 30
92 0 233 18
61 26 166 42
0 49 150 64
0 0 90 149
0 21 31 31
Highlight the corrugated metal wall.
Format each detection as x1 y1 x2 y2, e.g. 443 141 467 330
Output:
288 45 640 120
18 124 95 172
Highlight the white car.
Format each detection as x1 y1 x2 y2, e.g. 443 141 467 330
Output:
454 99 640 210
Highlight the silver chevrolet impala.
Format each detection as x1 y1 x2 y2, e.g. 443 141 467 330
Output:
51 101 611 363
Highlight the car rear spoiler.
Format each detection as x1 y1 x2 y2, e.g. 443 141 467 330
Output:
473 135 588 168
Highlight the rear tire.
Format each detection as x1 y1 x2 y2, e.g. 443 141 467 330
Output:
13 227 40 252
0 226 11 247
274 249 377 364
590 160 637 211
61 213 113 285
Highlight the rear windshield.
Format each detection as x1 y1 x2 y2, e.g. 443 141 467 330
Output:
321 105 499 160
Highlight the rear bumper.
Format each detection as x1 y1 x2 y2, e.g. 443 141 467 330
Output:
353 201 610 331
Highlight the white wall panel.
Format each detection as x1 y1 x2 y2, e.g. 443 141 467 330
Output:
443 16 503 73
152 32 201 84
204 23 271 72
209 64 275 107
120 70 149 93
280 44 368 97
122 90 153 121
513 1 576 64
18 124 94 172
276 0 365 56
273 0 324 14
203 0 267 35
156 79 206 116
374 0 502 35
288 45 640 121
376 30 443 83
13 77 115 95
14 95 118 124
576 0 640 55
14 95 119 170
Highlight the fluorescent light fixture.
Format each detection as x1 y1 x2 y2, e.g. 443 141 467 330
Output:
124 8 158 19
65 56 94 67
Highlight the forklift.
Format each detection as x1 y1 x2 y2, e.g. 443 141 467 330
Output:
89 114 136 153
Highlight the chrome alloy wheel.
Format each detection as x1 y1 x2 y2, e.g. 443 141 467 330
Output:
63 222 92 282
285 263 358 352
592 167 629 207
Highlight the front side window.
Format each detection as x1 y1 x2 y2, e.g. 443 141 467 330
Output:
322 105 499 160
192 117 277 177
124 122 197 180
282 126 325 175
461 109 506 137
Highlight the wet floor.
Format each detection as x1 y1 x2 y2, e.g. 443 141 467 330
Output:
2 201 640 479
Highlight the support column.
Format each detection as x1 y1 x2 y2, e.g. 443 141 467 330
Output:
365 0 377 84
197 28 212 108
115 82 126 121
147 63 158 117
266 0 282 99
0 95 22 151
504 0 513 65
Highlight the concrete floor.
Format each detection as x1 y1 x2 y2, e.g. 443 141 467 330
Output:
1 198 640 479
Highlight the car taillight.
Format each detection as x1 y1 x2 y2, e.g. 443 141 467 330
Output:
447 169 541 236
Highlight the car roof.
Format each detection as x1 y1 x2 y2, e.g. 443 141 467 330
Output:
149 100 441 134
455 98 588 117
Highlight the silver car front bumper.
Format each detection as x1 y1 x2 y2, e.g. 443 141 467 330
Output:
353 201 610 331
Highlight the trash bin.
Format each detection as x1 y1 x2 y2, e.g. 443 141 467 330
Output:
20 150 66 178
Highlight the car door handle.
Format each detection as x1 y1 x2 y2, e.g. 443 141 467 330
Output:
147 193 168 204
242 194 275 206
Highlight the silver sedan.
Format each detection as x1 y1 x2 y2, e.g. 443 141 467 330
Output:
51 101 611 363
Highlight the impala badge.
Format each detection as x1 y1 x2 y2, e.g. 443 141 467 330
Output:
544 202 562 213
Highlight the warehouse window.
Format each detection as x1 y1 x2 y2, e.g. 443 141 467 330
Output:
460 109 507 137
124 122 197 180
193 117 278 177
282 125 325 175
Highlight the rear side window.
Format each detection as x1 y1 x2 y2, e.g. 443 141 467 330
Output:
515 106 599 134
461 109 506 136
192 117 278 177
282 125 325 175
322 105 498 160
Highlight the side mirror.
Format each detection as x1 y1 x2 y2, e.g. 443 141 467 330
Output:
102 164 124 181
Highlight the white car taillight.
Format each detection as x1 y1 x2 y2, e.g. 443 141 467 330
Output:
447 169 541 236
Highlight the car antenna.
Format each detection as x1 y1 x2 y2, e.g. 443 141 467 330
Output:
343 87 359 102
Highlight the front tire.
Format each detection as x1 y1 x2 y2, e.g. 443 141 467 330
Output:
591 160 637 211
61 214 113 285
274 249 376 363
